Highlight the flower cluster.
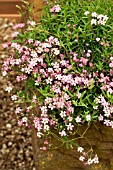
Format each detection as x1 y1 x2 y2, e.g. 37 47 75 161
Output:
50 4 61 13
84 11 109 25
77 147 99 165
3 0 113 166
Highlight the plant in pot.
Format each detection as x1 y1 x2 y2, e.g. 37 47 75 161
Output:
2 0 113 169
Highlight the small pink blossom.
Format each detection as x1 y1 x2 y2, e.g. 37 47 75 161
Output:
59 130 67 137
42 146 47 151
2 43 8 48
12 32 19 38
92 12 98 17
98 114 104 121
18 120 22 126
76 92 81 99
15 107 22 114
44 140 49 145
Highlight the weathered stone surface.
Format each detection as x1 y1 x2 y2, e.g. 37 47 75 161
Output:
31 122 113 170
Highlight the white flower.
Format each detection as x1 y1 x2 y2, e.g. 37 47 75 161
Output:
2 71 7 76
91 19 97 25
103 15 109 21
87 158 93 165
5 86 12 93
42 118 49 125
93 155 99 164
11 95 18 101
79 156 85 162
22 117 27 123
110 121 113 128
93 105 98 110
84 11 90 16
98 19 105 25
97 14 104 19
60 111 66 118
86 114 91 121
59 130 67 137
54 4 61 12
37 132 43 138
46 77 53 84
92 12 98 17
44 125 50 131
104 119 110 126
88 49 92 53
66 123 74 131
53 48 60 55
40 106 47 114
28 20 36 26
67 116 73 122
77 146 84 153
75 116 82 123
96 37 100 42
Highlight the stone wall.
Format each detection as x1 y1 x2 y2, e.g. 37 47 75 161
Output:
32 123 113 170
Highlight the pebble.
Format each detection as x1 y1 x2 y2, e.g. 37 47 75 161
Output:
2 144 7 149
8 141 12 146
3 34 10 41
6 123 12 129
0 17 34 169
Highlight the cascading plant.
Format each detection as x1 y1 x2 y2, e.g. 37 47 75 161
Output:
2 0 113 166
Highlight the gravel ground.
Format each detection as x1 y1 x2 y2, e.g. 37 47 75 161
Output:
0 18 35 170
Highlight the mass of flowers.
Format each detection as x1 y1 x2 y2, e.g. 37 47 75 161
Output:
2 0 113 166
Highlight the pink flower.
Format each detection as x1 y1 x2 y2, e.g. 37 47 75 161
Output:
98 114 104 121
18 120 22 126
42 146 46 151
50 4 61 13
59 130 67 136
80 57 88 65
2 43 8 48
12 32 19 38
15 107 22 114
44 140 49 145
76 92 81 99
92 12 98 17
